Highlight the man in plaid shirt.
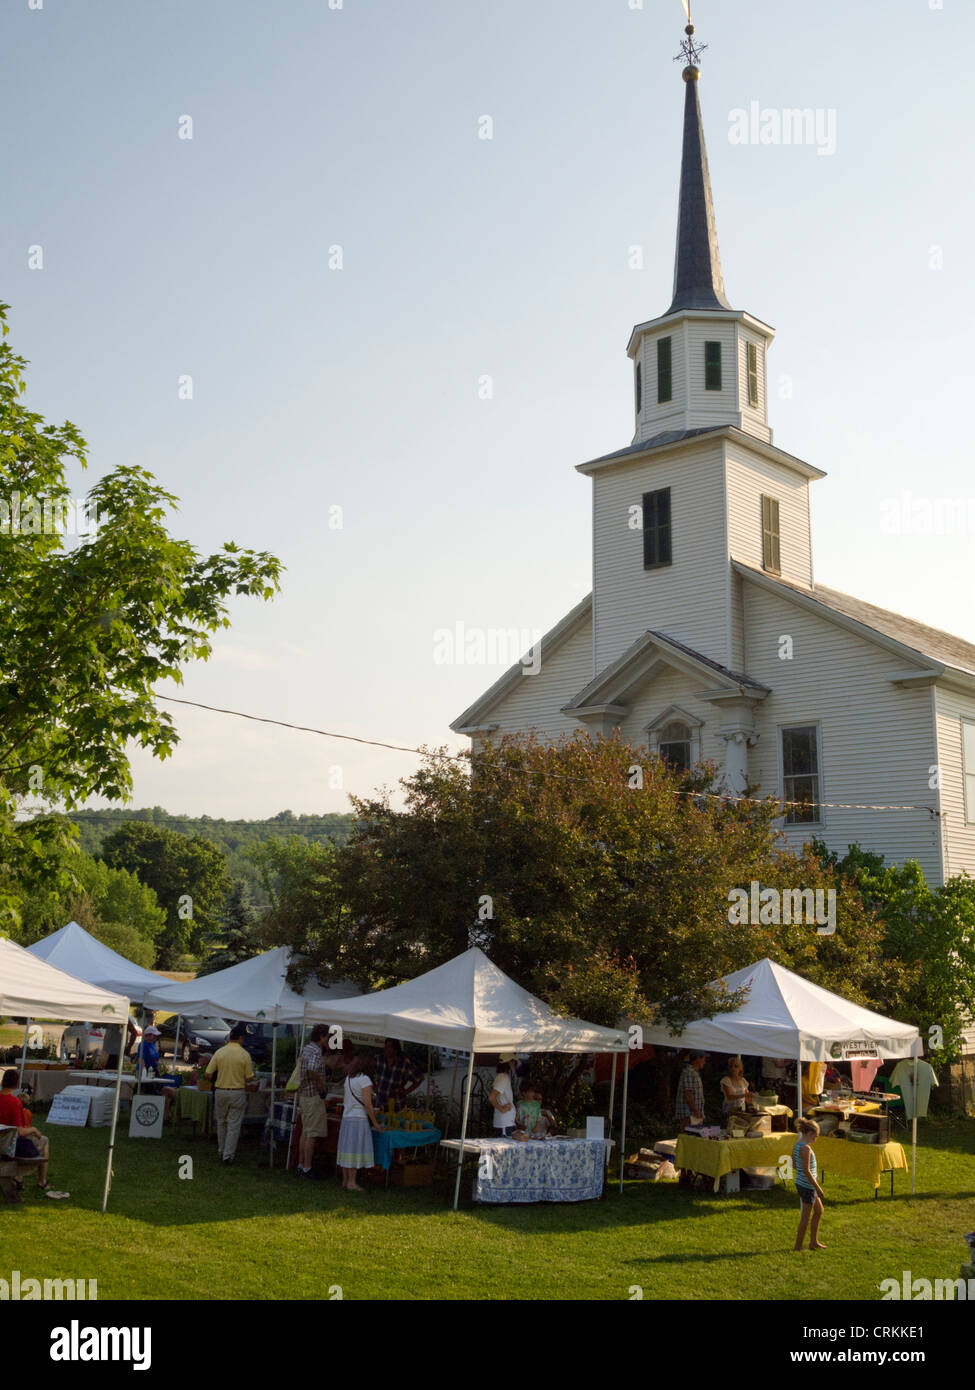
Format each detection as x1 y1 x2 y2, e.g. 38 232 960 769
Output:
675 1053 706 1127
296 1024 331 1177
373 1038 425 1111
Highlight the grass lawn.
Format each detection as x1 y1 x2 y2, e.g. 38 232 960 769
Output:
3 1114 973 1301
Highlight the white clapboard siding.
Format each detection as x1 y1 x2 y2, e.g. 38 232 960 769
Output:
635 326 687 444
742 584 943 884
475 614 595 741
592 440 730 672
619 666 725 766
729 567 746 675
934 686 975 880
725 442 813 588
684 319 739 432
736 328 772 444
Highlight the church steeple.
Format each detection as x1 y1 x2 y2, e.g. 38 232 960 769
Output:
666 29 732 317
626 19 775 448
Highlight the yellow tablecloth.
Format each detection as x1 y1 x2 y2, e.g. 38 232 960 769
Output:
174 1086 269 1134
815 1138 907 1187
676 1133 795 1182
675 1134 907 1191
175 1087 212 1132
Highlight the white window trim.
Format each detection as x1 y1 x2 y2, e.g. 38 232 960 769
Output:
777 720 825 829
647 705 704 768
963 718 975 825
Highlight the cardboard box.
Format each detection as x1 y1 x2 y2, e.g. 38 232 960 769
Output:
391 1161 434 1187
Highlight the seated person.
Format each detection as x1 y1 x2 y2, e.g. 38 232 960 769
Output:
138 1026 162 1076
0 1069 68 1199
514 1081 555 1139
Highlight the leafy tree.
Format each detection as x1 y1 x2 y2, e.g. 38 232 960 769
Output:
816 841 975 1063
0 302 280 926
253 837 355 983
263 733 900 1104
100 821 230 966
13 847 165 964
197 879 260 976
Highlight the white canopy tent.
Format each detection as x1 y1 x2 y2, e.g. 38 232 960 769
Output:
141 947 360 1164
140 945 359 1020
26 920 168 1003
637 957 924 1189
302 946 630 1208
0 936 130 1212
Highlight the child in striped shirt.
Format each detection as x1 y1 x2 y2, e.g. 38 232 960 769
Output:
793 1119 827 1252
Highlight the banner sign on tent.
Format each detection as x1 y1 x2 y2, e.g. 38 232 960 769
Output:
128 1097 164 1139
829 1040 881 1060
47 1093 91 1127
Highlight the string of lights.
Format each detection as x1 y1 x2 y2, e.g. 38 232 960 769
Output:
155 693 944 819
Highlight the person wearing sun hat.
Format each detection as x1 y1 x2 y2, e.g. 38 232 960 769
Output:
139 1026 162 1076
489 1053 519 1137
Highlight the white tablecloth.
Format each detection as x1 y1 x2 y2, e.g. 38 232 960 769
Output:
441 1137 607 1204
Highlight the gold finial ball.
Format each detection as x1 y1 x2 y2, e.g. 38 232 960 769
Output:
682 66 700 82
685 24 695 34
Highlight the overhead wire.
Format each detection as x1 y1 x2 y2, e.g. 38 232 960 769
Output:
154 692 945 819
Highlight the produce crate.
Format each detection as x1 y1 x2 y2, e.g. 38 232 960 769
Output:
390 1160 434 1187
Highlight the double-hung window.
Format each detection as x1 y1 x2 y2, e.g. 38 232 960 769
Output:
781 725 821 824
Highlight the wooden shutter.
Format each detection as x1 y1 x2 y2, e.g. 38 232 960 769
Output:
705 340 722 391
747 342 759 407
657 338 672 403
642 488 672 568
761 495 780 573
635 361 642 414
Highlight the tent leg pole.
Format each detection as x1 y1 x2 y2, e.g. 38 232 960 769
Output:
287 1023 306 1173
446 1057 459 1141
453 1050 476 1212
102 1006 129 1214
910 1055 918 1196
269 1025 278 1169
172 1015 182 1070
18 1018 30 1087
607 1054 617 1151
426 1046 432 1102
619 1057 629 1195
797 1051 803 1126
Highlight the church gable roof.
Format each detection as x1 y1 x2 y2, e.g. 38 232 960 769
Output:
449 593 592 733
733 561 975 680
564 628 769 716
576 424 825 480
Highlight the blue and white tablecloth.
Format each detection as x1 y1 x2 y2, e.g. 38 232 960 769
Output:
464 1138 607 1204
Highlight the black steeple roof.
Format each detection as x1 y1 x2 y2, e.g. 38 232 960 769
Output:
666 67 732 316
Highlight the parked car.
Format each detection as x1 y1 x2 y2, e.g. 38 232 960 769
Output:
238 1022 302 1066
61 1015 142 1062
155 1014 231 1061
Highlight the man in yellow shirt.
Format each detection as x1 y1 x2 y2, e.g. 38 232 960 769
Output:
205 1024 256 1164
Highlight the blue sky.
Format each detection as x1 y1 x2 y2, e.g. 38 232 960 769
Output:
2 0 972 817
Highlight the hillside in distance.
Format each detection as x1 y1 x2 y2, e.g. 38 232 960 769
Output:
68 807 356 900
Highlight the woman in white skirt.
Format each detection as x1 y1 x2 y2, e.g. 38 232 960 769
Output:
336 1062 380 1191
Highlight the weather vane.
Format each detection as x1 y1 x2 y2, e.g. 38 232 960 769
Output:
674 0 707 68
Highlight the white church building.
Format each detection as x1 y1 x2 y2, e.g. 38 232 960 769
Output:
452 41 975 889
